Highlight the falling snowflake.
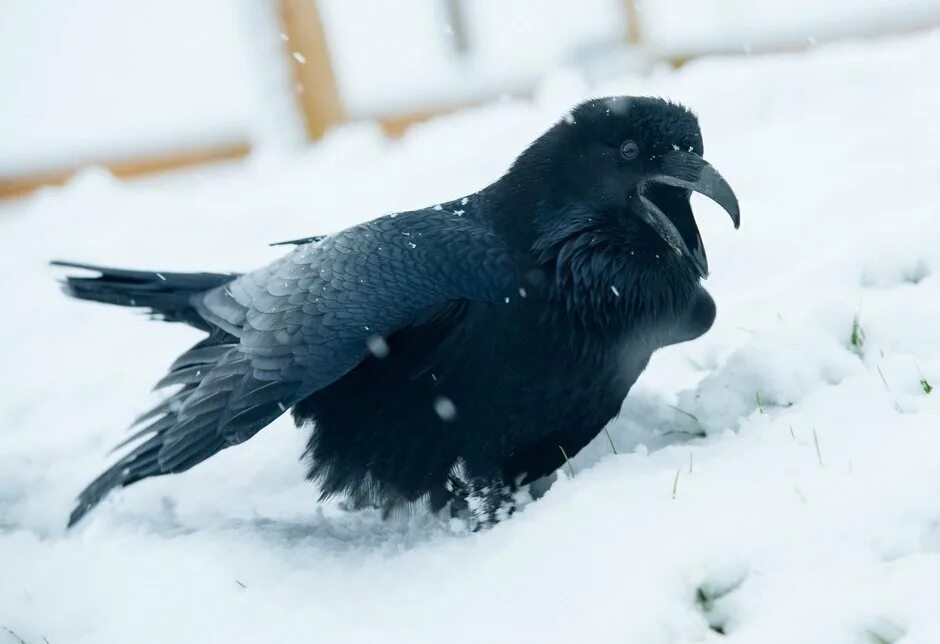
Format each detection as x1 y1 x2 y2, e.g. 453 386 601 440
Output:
433 396 457 422
366 335 390 359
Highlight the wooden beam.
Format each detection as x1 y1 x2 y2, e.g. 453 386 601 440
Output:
0 141 250 201
279 0 345 139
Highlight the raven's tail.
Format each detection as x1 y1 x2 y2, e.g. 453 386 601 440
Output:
51 261 237 331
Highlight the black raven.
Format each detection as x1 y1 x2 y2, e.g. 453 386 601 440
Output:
55 96 739 529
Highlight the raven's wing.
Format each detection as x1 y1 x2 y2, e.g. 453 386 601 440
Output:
69 209 518 525
197 210 517 395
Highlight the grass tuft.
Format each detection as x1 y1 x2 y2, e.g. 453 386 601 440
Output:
695 573 746 636
670 405 699 422
850 312 866 354
876 365 890 391
2 627 27 644
865 631 894 644
864 619 907 644
813 427 824 468
794 486 808 504
603 427 618 455
669 405 706 437
558 445 575 478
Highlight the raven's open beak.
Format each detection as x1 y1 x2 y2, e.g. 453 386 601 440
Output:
636 150 740 278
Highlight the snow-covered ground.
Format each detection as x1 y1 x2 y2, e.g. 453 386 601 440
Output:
2 29 940 644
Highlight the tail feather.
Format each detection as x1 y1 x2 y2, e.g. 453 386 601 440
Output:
168 344 236 371
51 260 237 331
154 364 213 389
111 413 178 453
57 261 299 527
129 393 184 427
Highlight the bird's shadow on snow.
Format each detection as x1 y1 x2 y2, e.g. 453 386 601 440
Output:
226 508 455 553
96 499 459 555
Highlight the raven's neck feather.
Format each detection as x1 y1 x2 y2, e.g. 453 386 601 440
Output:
469 177 699 334
532 206 698 335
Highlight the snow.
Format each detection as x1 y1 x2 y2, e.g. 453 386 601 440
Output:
5 0 939 176
320 0 940 117
2 28 940 644
0 0 302 177
433 397 457 422
319 0 626 118
643 0 940 56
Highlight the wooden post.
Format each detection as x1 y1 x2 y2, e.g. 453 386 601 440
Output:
279 0 345 139
621 0 643 45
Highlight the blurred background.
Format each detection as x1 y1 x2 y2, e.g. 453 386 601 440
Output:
3 0 939 199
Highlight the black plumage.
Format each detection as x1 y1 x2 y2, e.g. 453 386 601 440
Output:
55 96 740 529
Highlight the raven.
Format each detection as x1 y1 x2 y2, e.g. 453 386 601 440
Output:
55 96 739 529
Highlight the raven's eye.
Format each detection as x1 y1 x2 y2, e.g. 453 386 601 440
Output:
620 140 640 161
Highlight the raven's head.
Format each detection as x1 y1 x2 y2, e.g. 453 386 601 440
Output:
505 96 739 280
